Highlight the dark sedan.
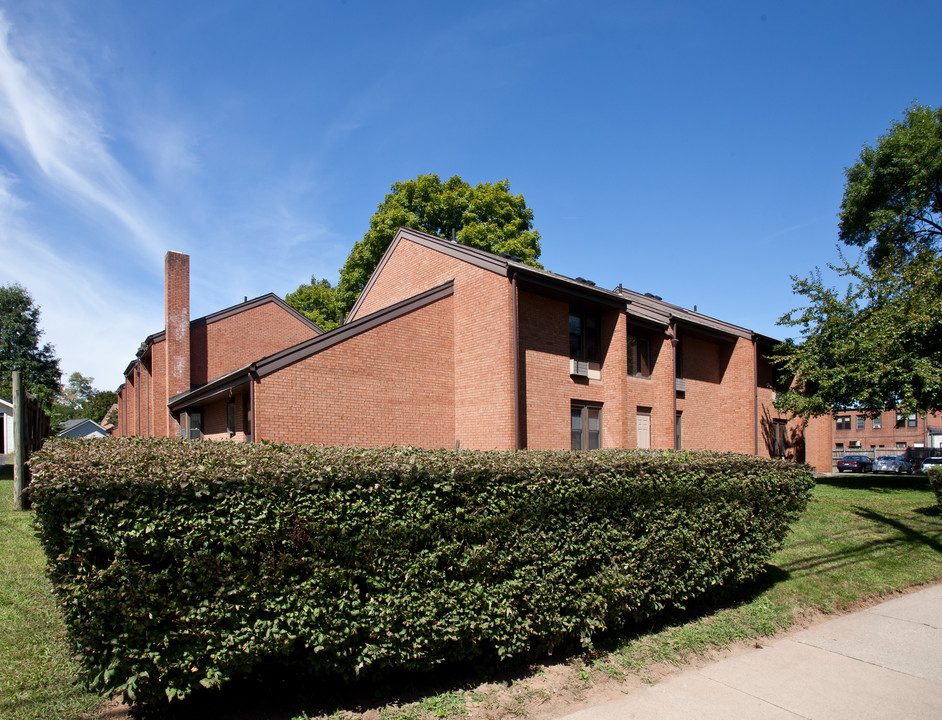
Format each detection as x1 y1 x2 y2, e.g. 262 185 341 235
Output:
836 455 873 473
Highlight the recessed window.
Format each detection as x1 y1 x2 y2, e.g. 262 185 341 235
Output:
836 415 851 431
569 310 601 363
856 415 866 430
227 399 236 435
184 410 202 440
835 443 844 450
675 411 683 450
571 403 601 450
628 332 652 378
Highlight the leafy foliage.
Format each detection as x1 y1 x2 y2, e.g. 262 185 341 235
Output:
284 277 342 330
30 439 813 709
775 104 942 416
286 174 542 323
927 466 942 510
0 284 61 410
49 372 117 430
839 104 942 269
774 250 942 416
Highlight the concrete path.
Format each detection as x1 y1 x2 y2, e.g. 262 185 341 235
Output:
558 583 942 719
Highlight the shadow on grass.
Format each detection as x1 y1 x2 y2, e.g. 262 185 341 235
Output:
816 473 930 493
132 567 790 720
852 507 942 554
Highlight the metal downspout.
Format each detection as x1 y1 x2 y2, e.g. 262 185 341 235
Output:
753 335 759 456
512 272 521 449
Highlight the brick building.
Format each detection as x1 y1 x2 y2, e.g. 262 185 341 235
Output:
119 229 825 468
115 252 324 440
823 409 942 465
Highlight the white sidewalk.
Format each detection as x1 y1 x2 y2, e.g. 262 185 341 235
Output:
558 583 942 719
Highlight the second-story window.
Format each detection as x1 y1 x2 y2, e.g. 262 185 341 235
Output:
628 332 652 378
569 310 601 363
836 415 851 431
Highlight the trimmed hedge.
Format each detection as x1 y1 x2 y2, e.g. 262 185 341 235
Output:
30 438 814 707
928 466 942 508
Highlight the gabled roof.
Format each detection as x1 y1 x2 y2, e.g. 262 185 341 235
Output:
168 280 456 412
125 293 324 377
350 226 769 343
57 418 108 438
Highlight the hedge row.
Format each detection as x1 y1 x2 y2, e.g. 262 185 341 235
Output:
29 438 815 707
927 466 942 508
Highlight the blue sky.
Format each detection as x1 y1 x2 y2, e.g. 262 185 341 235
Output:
0 1 939 393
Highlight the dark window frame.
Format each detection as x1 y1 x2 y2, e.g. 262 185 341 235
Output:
571 402 602 450
628 332 652 378
569 308 602 363
836 415 851 431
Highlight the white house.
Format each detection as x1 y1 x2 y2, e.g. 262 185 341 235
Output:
0 398 13 456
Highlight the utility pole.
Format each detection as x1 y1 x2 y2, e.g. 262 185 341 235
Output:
12 370 26 510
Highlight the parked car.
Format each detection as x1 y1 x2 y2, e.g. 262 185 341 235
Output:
920 456 942 473
836 455 873 473
873 455 914 474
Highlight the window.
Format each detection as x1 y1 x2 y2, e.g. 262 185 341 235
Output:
856 415 866 430
836 415 851 431
183 410 202 440
908 413 917 428
675 411 683 450
835 443 844 450
226 399 236 435
849 440 861 448
897 442 907 449
873 416 882 429
628 332 652 377
569 310 601 363
571 403 601 450
772 420 787 458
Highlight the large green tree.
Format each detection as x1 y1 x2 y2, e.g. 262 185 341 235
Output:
774 104 942 417
0 283 61 411
287 174 542 323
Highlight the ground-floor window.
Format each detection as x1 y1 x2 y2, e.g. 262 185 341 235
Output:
675 411 683 450
183 409 203 440
571 403 601 450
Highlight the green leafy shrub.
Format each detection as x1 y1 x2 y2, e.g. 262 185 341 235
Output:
927 465 942 508
29 439 814 708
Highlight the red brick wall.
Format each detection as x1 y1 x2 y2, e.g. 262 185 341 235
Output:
625 327 675 449
350 239 515 449
201 392 251 442
164 252 190 437
254 294 455 447
190 303 320 386
675 335 755 454
517 291 628 449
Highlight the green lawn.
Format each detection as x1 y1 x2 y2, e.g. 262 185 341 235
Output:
0 473 105 720
1 471 940 720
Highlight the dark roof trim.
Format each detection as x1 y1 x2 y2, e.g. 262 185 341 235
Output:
346 227 506 322
674 318 750 343
254 279 456 378
514 270 628 310
168 365 252 412
135 294 323 365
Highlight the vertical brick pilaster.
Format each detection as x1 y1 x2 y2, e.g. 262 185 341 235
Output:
165 251 190 437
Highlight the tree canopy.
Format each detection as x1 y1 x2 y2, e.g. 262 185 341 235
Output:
286 174 542 324
839 104 942 269
0 283 61 411
774 105 942 417
50 371 118 429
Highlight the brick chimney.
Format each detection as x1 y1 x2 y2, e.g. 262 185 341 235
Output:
165 251 190 436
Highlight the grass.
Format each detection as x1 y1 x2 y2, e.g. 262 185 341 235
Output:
2 470 940 720
0 472 105 720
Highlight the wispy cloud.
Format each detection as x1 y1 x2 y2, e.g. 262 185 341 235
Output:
0 9 169 265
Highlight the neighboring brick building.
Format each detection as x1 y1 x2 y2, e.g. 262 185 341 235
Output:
133 228 822 467
821 409 942 466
